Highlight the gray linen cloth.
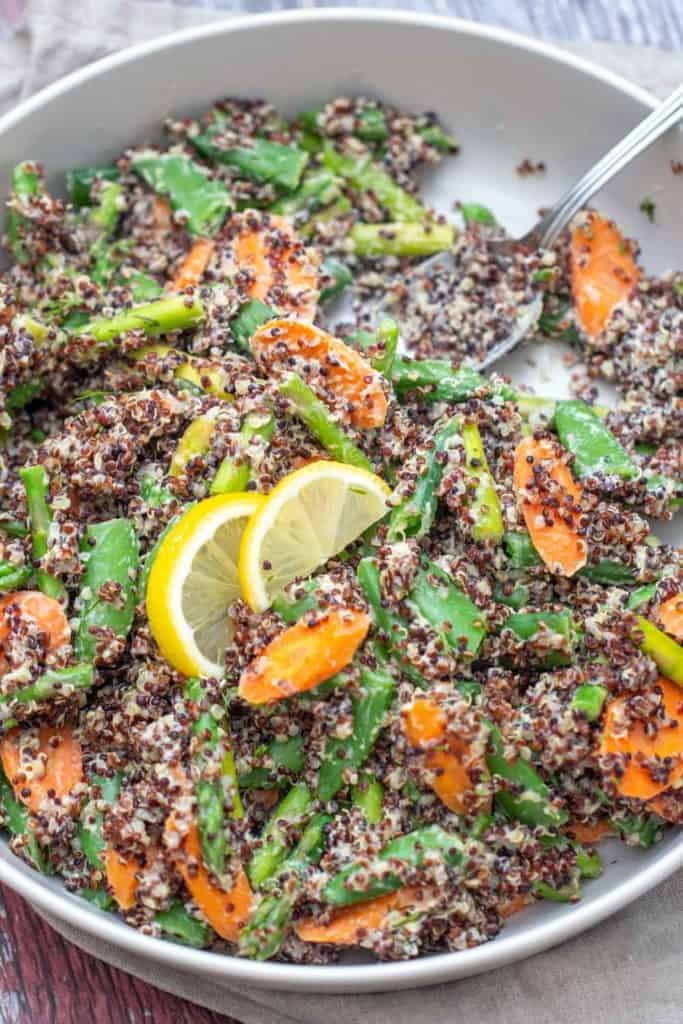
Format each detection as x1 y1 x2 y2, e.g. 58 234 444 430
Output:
1 3 682 1021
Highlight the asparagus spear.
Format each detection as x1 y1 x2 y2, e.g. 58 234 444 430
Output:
318 654 395 801
75 518 139 663
19 466 66 601
76 295 204 347
279 374 372 472
247 782 313 889
391 357 516 405
387 419 460 540
185 676 243 877
131 151 233 236
323 826 463 906
351 221 454 258
322 143 427 222
210 410 275 495
238 812 330 960
570 684 608 722
461 420 503 542
0 664 94 712
270 169 341 218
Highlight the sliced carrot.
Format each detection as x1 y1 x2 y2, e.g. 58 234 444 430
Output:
222 210 320 321
152 196 173 233
600 676 683 800
252 319 388 429
649 786 682 823
0 591 70 670
401 696 486 815
500 893 533 918
564 819 614 845
170 238 216 291
104 848 141 911
513 436 587 577
570 211 640 338
296 888 416 945
0 725 83 814
166 814 252 941
658 592 683 642
239 608 370 705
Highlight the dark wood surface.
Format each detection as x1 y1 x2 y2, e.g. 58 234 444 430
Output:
0 2 681 1022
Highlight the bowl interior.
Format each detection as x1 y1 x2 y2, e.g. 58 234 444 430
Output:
0 10 681 994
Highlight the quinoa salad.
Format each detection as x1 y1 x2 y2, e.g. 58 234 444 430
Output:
0 94 681 964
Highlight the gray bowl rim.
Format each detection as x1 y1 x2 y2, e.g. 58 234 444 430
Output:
0 7 679 994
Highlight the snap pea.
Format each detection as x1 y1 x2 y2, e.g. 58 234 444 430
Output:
391 357 515 405
460 202 496 226
0 763 48 871
611 811 663 848
131 151 233 236
409 561 487 657
78 772 122 870
75 518 139 663
239 736 305 790
318 654 395 801
635 616 683 685
319 257 353 304
66 165 120 207
155 901 212 948
503 531 543 569
247 782 313 889
270 169 342 218
628 582 658 610
493 582 530 610
191 133 309 193
505 610 574 667
570 684 608 722
230 298 276 352
554 399 639 480
372 317 399 378
579 560 636 586
487 724 568 829
356 557 424 687
462 420 503 542
0 664 94 712
0 561 32 592
323 825 463 906
0 520 28 539
351 774 384 824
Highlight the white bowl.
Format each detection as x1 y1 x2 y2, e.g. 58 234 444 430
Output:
0 9 681 995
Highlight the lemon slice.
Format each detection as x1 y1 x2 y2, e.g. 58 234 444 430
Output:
239 460 390 612
147 492 264 677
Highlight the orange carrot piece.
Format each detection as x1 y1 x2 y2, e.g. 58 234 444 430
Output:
570 211 640 337
658 592 683 642
296 888 416 945
170 238 216 291
252 319 388 429
104 848 141 910
0 591 70 669
0 725 83 814
239 608 370 705
500 893 533 918
401 696 485 815
166 815 252 941
223 211 320 321
600 676 683 800
648 787 683 823
152 196 173 233
564 819 614 845
513 436 587 577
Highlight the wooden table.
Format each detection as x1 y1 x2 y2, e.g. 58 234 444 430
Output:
1 2 681 1021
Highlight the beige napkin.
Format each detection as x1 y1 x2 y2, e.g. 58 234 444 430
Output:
2 4 682 1020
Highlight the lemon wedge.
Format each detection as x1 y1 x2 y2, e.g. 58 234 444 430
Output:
239 460 390 612
146 492 264 677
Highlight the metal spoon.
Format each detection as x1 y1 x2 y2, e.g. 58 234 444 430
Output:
384 81 683 371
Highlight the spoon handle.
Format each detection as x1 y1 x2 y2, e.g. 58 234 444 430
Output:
525 82 683 250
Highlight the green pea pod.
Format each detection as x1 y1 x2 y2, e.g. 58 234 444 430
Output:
155 902 212 948
351 775 384 823
230 298 276 352
66 165 120 207
78 773 122 870
487 724 568 829
191 134 309 192
319 257 353 304
132 151 233 236
322 143 426 222
579 560 636 586
570 684 608 722
0 764 49 872
505 610 574 667
323 825 463 906
391 358 516 405
503 531 543 569
493 582 530 610
462 420 503 542
270 169 341 218
554 399 639 480
75 519 139 662
410 561 487 656
279 375 372 472
239 736 305 789
351 222 454 258
0 664 94 710
318 657 395 801
388 420 461 541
